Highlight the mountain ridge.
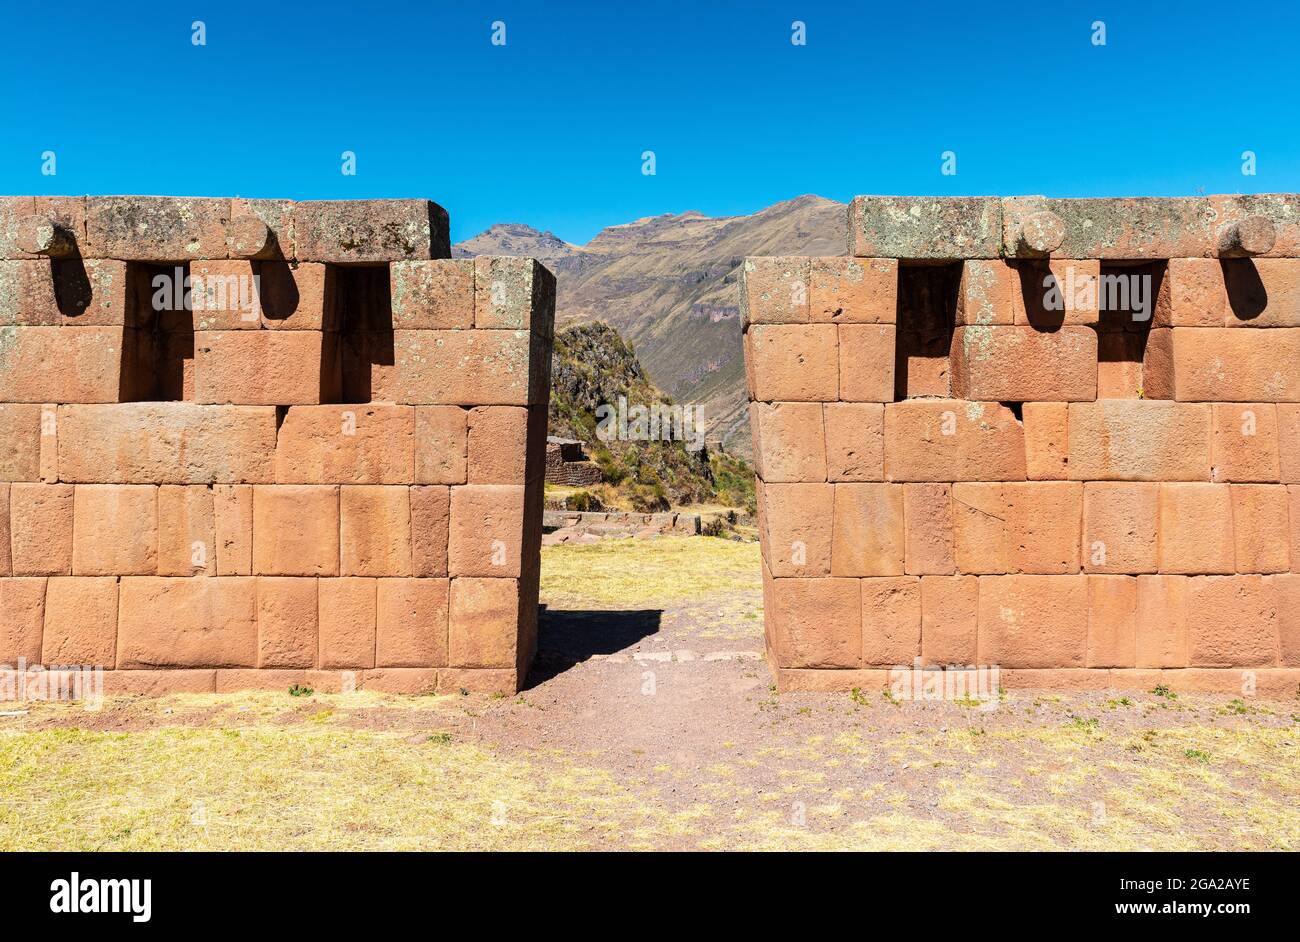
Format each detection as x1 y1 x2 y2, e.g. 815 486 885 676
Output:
453 195 849 454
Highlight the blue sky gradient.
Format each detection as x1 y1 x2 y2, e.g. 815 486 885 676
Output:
2 1 1298 244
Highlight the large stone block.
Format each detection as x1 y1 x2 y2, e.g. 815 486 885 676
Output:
117 577 257 668
848 196 1001 259
950 325 1097 402
976 575 1088 668
884 400 1026 482
291 199 450 262
1067 401 1210 481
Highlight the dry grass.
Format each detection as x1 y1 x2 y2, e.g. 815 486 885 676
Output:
1 537 1296 851
541 535 760 609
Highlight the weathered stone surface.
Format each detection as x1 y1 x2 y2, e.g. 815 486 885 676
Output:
291 199 450 262
950 325 1096 401
117 577 257 668
848 196 1001 259
1004 196 1215 259
57 403 277 484
85 196 232 259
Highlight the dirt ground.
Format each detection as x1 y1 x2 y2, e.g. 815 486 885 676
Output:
2 537 1297 851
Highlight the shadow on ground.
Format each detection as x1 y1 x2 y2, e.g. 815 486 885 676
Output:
525 605 663 688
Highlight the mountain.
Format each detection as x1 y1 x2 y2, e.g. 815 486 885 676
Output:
453 195 848 455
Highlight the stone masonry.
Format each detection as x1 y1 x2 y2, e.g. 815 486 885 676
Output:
744 195 1300 696
0 196 553 696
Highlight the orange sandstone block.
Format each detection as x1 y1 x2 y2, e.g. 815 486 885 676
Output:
1211 404 1280 482
275 405 415 484
831 483 905 576
1157 483 1235 574
42 576 117 666
56 403 276 485
213 484 253 575
449 576 520 669
390 259 474 329
837 324 895 401
1185 575 1278 667
194 330 338 405
410 486 450 577
1220 258 1300 328
823 402 884 481
340 485 412 577
950 482 1009 574
1292 485 1300 572
414 405 469 485
100 669 216 696
860 576 921 666
189 260 264 330
1280 405 1300 483
1002 481 1082 574
1155 258 1227 327
473 257 552 331
157 485 215 577
256 577 317 669
1230 484 1291 574
71 485 158 577
1067 401 1210 481
0 484 9 576
251 485 340 576
758 482 833 577
376 578 449 667
117 577 257 668
1273 574 1300 665
467 406 528 484
809 257 896 324
903 483 955 575
749 402 826 483
258 262 337 330
448 484 524 577
0 577 46 663
769 577 861 669
976 575 1088 668
391 329 536 405
1022 402 1068 481
1082 482 1159 574
747 324 838 402
950 326 1097 402
1170 327 1300 401
0 326 130 402
1086 575 1137 668
955 260 1014 327
920 574 978 665
0 404 42 482
884 400 1026 482
740 257 810 326
9 483 73 576
318 577 376 669
1135 575 1188 668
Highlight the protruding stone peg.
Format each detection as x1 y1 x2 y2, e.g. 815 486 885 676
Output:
226 215 277 259
1217 215 1276 257
16 215 77 257
1015 210 1066 256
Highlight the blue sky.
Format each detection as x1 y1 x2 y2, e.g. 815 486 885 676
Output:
2 1 1298 245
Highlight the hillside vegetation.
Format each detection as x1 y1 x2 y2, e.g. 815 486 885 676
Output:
549 322 754 513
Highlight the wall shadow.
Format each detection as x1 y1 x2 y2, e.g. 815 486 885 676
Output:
523 606 663 688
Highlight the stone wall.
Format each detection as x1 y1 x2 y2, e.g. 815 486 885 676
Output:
744 195 1300 696
0 196 553 696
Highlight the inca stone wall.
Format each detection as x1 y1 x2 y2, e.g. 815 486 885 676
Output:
744 195 1300 695
0 196 553 696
